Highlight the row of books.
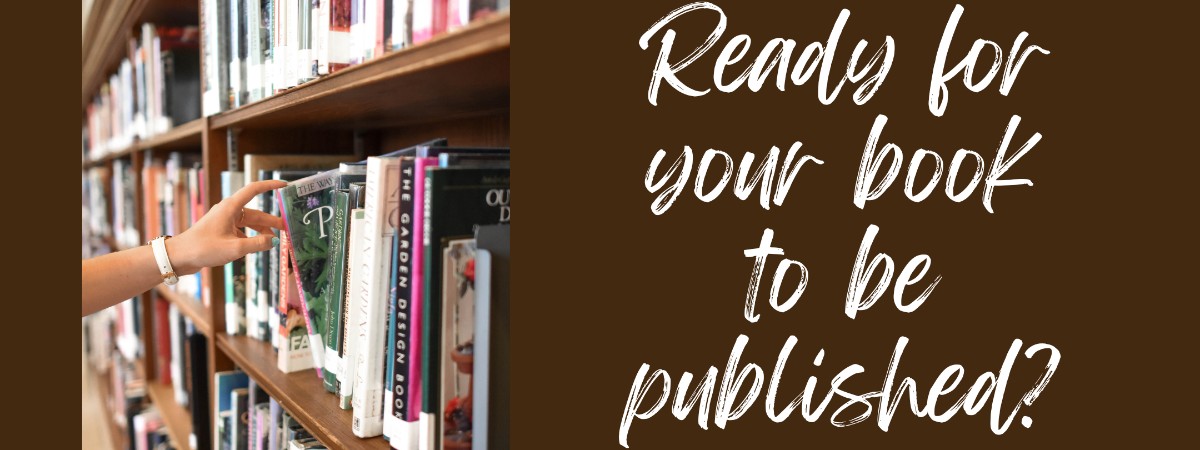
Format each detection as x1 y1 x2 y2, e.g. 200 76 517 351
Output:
144 152 211 302
146 292 216 450
202 0 510 115
84 24 202 161
83 297 155 449
214 370 330 450
223 139 510 449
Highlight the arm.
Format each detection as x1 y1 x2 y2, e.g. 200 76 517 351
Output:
82 179 289 316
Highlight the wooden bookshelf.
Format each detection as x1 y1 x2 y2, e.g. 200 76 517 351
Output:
216 334 392 450
145 381 195 450
154 284 212 338
83 2 510 449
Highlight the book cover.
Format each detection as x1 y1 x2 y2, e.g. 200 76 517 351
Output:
440 238 476 449
420 167 510 433
472 224 507 450
278 229 317 373
245 154 356 342
279 169 343 377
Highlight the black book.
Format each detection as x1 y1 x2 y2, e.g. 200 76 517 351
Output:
474 224 509 450
163 47 201 126
187 333 211 450
421 167 511 415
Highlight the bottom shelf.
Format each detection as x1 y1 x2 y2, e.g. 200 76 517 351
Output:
215 334 391 450
144 381 194 450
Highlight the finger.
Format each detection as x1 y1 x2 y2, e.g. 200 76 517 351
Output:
248 225 277 237
240 208 287 230
228 180 288 208
237 234 280 255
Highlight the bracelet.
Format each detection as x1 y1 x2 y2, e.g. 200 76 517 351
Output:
149 235 180 286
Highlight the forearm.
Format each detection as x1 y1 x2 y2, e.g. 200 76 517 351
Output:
81 241 199 316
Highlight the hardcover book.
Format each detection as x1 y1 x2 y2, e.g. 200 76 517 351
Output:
440 238 477 449
384 157 419 445
278 230 316 373
187 333 212 450
279 169 343 377
472 224 508 450
322 189 352 394
339 208 367 409
213 371 250 450
420 167 510 448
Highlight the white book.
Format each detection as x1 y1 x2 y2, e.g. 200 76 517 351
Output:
246 0 262 102
340 208 366 404
314 0 328 75
230 0 242 108
352 156 399 437
389 421 419 450
473 249 492 450
296 0 314 83
168 303 186 406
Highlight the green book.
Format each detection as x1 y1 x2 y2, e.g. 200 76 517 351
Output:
278 169 341 377
421 167 511 416
322 189 352 393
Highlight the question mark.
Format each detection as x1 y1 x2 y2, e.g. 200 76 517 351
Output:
1017 343 1061 428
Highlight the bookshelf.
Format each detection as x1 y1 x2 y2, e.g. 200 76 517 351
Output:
82 1 510 449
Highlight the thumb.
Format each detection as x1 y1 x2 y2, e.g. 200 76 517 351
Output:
238 234 280 255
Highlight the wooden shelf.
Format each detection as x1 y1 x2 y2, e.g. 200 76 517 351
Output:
93 367 130 450
145 381 194 450
155 284 212 338
215 334 391 450
83 118 205 169
210 13 510 130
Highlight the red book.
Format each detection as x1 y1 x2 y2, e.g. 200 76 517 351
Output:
155 298 172 384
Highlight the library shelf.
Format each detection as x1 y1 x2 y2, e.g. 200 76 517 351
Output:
215 334 392 450
145 380 194 450
93 367 130 450
83 0 199 110
209 13 510 130
154 284 212 338
83 117 205 169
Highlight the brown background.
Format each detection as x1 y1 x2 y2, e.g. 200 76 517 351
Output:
513 0 1193 448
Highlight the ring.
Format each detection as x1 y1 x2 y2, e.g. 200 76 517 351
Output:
238 208 245 225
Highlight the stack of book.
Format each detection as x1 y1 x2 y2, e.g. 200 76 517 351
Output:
214 369 333 450
83 24 201 161
201 0 510 115
220 138 510 449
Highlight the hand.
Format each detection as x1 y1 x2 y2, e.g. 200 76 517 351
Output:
167 179 288 275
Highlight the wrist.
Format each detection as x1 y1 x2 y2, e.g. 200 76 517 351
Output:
164 236 199 276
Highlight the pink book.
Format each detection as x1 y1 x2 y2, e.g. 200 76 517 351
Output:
407 156 436 419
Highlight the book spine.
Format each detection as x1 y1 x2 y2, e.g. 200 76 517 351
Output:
297 0 314 83
377 0 389 57
246 0 262 102
323 190 351 393
340 208 366 409
391 0 411 50
230 0 242 108
383 223 401 441
412 158 436 420
387 158 417 436
222 171 247 335
412 0 431 44
352 157 398 437
327 0 353 72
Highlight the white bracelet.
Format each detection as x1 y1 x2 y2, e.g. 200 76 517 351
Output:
150 235 179 286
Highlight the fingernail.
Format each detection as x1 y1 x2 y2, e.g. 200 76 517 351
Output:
272 237 280 247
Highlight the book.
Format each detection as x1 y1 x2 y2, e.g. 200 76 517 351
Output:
278 169 344 377
323 189 353 394
154 298 172 384
233 387 250 450
391 0 413 51
339 208 367 409
440 238 476 449
244 154 357 343
222 170 248 336
278 229 317 373
202 0 231 115
472 224 507 450
318 0 353 74
188 333 212 450
352 155 401 437
420 167 510 448
384 157 419 445
214 371 250 450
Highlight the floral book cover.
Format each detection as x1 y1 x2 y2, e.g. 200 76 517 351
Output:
279 169 342 376
441 238 477 450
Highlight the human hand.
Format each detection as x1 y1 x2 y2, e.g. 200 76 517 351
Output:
167 179 288 275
